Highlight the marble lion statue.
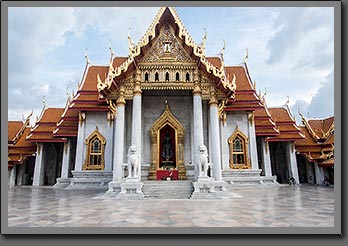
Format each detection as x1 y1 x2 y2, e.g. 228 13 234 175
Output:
127 145 139 179
198 145 209 177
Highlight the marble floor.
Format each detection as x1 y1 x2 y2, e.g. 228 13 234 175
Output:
7 184 334 228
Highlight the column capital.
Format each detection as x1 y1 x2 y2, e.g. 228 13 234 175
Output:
193 82 202 96
208 91 218 106
116 86 126 106
133 81 142 96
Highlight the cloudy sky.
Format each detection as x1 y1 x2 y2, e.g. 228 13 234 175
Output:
8 6 334 124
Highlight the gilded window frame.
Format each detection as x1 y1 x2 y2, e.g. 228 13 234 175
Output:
228 126 251 169
83 126 106 170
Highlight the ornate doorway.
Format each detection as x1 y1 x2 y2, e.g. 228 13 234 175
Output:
149 103 186 180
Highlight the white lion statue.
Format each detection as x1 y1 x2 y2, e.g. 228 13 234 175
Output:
198 145 209 177
127 145 139 179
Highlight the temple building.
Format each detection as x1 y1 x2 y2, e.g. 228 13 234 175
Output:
7 7 334 197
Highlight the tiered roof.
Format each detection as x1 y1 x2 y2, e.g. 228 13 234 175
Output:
254 98 280 137
26 107 66 142
8 115 36 168
224 64 263 111
53 64 111 137
295 116 334 167
267 106 304 142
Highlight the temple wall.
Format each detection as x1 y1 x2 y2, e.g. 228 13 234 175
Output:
220 111 250 170
84 111 114 171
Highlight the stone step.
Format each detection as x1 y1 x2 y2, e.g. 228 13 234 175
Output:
142 180 193 199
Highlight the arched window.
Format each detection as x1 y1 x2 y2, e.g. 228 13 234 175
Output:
165 72 170 81
228 126 250 169
144 72 149 82
83 126 106 170
176 72 180 81
155 72 159 82
186 72 190 82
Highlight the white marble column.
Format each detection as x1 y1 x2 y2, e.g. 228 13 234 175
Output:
9 165 17 188
248 112 259 170
131 80 142 176
193 86 204 180
74 112 86 171
60 139 71 178
113 92 126 182
261 138 272 176
314 161 324 185
209 98 222 181
286 142 300 184
33 143 45 186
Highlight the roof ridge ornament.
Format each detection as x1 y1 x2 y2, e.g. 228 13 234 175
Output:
199 28 207 50
128 27 136 56
243 48 249 64
84 48 91 64
109 39 116 58
219 39 226 62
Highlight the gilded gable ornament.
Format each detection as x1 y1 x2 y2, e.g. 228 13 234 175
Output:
139 25 194 63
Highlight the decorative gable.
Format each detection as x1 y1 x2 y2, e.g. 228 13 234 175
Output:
139 25 195 64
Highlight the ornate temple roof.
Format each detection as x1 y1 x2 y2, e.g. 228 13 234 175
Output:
267 106 304 142
8 115 36 168
295 115 334 167
97 7 236 98
26 107 66 142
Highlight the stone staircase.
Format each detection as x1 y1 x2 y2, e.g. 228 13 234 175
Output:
142 180 193 199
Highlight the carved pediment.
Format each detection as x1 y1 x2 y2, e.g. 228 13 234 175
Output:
139 25 195 64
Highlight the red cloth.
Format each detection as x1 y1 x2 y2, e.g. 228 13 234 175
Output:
156 170 178 180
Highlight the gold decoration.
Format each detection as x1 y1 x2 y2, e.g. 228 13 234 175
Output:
64 141 68 154
36 143 41 155
218 99 228 125
228 126 251 169
107 111 115 127
79 111 86 126
148 103 186 180
265 140 269 154
248 112 254 126
83 126 106 170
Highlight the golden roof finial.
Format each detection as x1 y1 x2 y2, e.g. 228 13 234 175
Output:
199 28 207 49
284 95 290 106
66 87 72 103
128 27 136 52
42 95 47 109
253 80 256 90
243 48 249 63
220 39 226 61
109 39 116 58
84 48 91 64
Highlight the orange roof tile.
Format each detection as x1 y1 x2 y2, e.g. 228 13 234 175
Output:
206 57 222 69
8 121 24 142
80 65 108 92
267 107 304 141
112 57 128 68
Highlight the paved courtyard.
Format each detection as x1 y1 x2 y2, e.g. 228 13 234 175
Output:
7 184 334 228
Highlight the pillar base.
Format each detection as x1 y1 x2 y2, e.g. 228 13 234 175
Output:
190 178 224 199
104 181 122 197
116 179 144 200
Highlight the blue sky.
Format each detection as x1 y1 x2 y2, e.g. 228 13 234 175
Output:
8 7 334 124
